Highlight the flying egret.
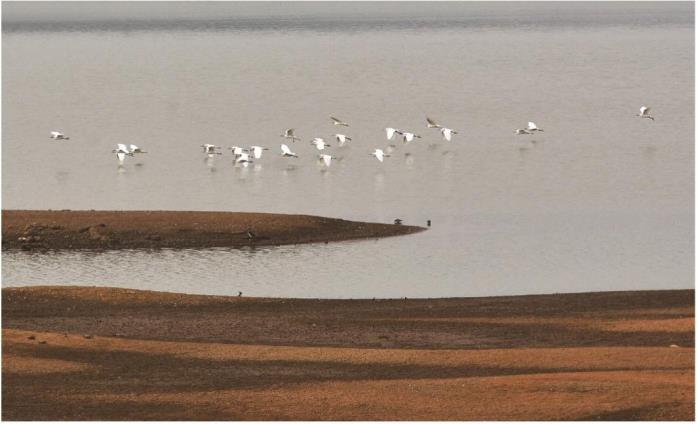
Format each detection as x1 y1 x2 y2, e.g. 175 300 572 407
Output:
371 149 390 162
526 122 544 132
128 144 147 154
49 131 70 140
637 106 654 121
201 144 222 157
426 117 441 129
330 116 349 127
311 138 330 150
281 128 301 143
318 154 333 167
281 144 298 158
112 144 133 163
440 128 458 141
515 129 533 135
402 132 421 144
334 134 352 146
386 127 401 140
229 146 248 157
249 146 269 159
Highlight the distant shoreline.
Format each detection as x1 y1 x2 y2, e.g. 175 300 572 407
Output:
2 286 693 420
1 210 424 251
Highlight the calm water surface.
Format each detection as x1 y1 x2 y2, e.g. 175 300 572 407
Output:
2 3 694 298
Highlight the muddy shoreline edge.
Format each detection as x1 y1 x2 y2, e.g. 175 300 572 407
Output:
2 287 694 420
2 210 425 250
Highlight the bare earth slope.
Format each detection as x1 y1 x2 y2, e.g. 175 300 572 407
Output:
2 287 694 420
2 210 424 250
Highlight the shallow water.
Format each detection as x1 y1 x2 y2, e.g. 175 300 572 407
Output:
2 2 694 298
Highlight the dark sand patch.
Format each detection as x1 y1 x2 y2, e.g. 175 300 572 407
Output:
2 287 693 420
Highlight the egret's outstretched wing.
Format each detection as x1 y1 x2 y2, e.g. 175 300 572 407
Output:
527 122 538 130
426 117 441 128
386 127 397 140
116 152 126 162
117 143 129 152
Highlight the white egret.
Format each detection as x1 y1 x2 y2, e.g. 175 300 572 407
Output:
330 116 349 127
281 144 298 158
426 117 441 129
281 128 301 143
49 131 70 140
386 127 401 140
371 149 390 162
201 144 222 157
334 134 352 145
311 138 330 150
112 144 133 163
318 154 333 167
637 106 654 121
440 128 458 141
515 129 533 135
229 146 248 157
249 146 269 159
402 132 421 144
128 144 147 154
526 122 544 132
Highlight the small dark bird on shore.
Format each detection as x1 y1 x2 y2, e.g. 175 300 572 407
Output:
27 335 36 340
394 219 403 225
246 229 256 240
238 291 243 297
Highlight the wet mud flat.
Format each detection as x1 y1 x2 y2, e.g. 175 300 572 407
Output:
2 287 694 420
2 210 424 250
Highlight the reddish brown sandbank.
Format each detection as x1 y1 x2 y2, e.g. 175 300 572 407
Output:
2 287 693 420
2 210 424 250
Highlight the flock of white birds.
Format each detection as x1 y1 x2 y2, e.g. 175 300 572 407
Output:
48 106 655 167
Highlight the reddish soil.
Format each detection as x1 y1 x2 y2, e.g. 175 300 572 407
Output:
1 210 424 250
2 287 694 420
